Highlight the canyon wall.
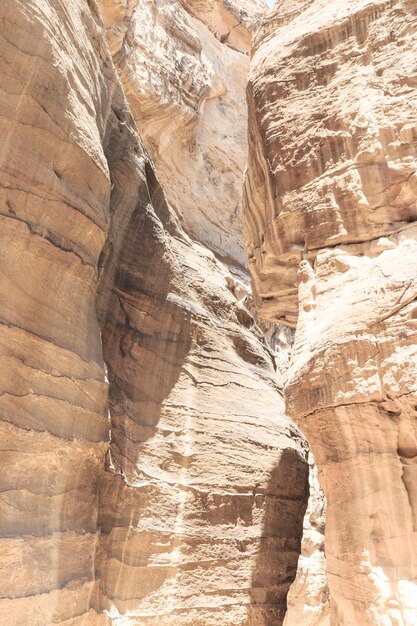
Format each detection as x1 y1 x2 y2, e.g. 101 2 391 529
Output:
99 0 265 266
0 0 112 621
283 454 329 626
0 1 310 624
245 0 417 623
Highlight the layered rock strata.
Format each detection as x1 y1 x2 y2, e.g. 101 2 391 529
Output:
96 183 309 624
245 0 417 623
0 0 309 624
99 0 265 266
0 0 111 622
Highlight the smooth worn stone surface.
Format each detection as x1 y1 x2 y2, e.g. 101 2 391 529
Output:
99 0 261 266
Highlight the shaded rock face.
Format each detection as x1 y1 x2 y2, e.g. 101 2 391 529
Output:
245 0 417 623
95 144 309 625
283 454 329 626
0 1 310 625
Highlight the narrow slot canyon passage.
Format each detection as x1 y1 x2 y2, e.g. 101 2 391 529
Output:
93 100 311 623
0 0 312 624
2 0 417 625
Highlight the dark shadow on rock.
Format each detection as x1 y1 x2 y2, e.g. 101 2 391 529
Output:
249 447 309 625
96 143 192 454
94 105 194 610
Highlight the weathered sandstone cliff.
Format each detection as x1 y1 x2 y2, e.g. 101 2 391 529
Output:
99 0 265 266
0 0 310 624
245 0 417 623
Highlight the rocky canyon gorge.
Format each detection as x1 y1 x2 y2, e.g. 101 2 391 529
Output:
0 0 416 625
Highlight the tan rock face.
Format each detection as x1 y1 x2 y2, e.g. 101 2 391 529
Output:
178 0 266 54
245 0 417 622
96 1 309 623
0 0 111 622
101 0 259 266
1 1 309 625
96 156 309 624
283 454 329 626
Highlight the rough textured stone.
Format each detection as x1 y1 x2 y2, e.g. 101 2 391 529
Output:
0 0 310 624
245 0 417 622
100 0 260 266
96 1 309 623
178 0 266 54
284 454 329 626
95 143 309 625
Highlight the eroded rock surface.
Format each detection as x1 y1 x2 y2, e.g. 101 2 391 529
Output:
0 0 309 624
99 0 264 266
284 454 329 626
96 2 309 623
245 0 417 623
95 141 309 624
0 0 112 622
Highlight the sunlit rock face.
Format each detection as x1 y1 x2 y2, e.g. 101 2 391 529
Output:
95 159 309 625
99 0 266 266
96 2 309 624
245 0 417 623
0 0 310 624
0 0 112 622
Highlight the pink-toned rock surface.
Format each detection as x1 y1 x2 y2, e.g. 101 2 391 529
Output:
245 0 417 623
99 0 264 266
0 0 310 624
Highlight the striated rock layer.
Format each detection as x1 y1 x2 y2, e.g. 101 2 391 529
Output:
0 0 310 624
99 0 265 266
0 0 111 622
245 0 417 623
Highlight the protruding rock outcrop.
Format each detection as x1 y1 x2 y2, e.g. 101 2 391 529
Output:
0 0 310 624
245 0 417 623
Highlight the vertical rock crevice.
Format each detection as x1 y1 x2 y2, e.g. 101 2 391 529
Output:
93 33 310 625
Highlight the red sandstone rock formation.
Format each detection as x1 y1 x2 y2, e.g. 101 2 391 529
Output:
245 0 417 623
0 1 309 624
